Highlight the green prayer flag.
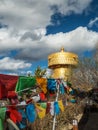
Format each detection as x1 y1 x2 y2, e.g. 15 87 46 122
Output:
40 103 47 109
0 107 6 121
0 107 6 130
15 76 36 92
0 119 3 130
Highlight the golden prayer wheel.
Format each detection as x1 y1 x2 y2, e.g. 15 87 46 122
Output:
48 48 78 81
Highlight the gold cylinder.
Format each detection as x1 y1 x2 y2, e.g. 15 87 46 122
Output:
48 48 78 81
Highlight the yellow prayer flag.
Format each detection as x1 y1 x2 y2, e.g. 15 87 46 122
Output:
35 104 46 119
36 78 47 94
58 100 64 112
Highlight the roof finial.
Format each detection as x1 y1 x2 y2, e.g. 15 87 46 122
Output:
60 47 64 52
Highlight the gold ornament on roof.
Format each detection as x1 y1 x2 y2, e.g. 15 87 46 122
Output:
48 47 78 81
61 47 64 52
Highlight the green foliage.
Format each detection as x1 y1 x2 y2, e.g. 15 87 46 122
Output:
34 66 46 77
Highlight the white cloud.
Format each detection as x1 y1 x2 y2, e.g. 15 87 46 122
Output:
0 0 93 52
0 0 95 73
50 0 92 15
0 26 98 73
0 0 53 32
0 26 98 62
0 0 92 32
20 28 46 41
45 68 53 78
43 27 98 52
88 17 98 27
0 57 31 71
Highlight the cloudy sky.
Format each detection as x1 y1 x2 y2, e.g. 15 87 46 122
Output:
0 0 98 75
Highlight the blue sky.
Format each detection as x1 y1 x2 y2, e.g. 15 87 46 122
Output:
0 0 98 76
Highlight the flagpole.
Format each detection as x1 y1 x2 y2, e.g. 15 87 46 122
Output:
52 80 60 130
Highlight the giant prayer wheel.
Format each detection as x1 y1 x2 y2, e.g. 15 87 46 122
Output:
48 48 78 81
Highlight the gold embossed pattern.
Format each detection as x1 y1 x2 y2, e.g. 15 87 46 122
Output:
48 48 78 81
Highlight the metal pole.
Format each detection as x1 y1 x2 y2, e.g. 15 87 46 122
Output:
52 80 60 130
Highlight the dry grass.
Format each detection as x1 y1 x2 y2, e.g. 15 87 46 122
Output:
28 104 84 130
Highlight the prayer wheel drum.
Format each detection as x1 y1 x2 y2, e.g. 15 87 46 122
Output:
48 48 78 81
